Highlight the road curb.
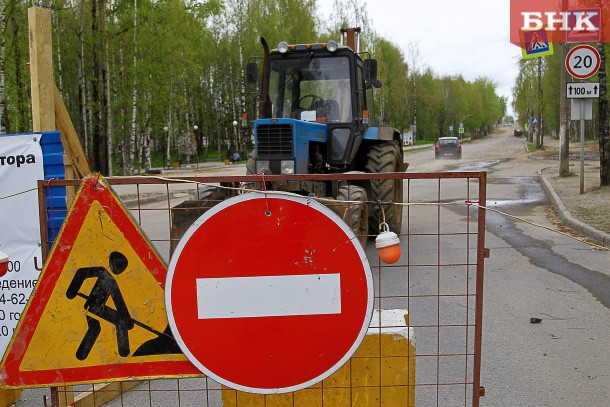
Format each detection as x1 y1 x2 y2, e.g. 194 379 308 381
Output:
121 195 169 207
538 174 610 248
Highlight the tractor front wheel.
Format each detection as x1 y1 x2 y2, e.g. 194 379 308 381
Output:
366 141 404 235
336 185 369 247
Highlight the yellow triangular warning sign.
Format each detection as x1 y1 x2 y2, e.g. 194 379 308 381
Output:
0 175 199 388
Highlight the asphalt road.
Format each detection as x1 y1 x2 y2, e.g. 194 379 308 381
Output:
408 128 610 406
13 127 610 406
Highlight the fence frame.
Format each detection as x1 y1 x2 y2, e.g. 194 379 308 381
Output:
33 171 487 407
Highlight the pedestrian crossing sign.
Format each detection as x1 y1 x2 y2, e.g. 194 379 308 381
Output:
520 28 554 59
0 175 200 388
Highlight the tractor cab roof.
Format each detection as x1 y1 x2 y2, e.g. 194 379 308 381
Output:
270 40 355 55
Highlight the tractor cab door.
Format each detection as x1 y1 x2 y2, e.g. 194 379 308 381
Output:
328 57 367 165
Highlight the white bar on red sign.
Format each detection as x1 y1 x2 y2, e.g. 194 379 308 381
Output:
197 274 341 319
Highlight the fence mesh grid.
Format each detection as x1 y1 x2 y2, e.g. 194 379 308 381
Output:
37 172 486 407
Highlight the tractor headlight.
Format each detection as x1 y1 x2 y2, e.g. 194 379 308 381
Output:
256 160 271 174
278 41 290 54
280 160 295 175
327 40 338 52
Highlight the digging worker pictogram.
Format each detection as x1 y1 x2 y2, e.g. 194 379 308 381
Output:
66 251 134 360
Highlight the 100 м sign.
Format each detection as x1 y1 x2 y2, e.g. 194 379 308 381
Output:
566 82 600 99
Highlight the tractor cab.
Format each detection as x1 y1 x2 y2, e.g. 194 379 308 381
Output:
246 28 384 176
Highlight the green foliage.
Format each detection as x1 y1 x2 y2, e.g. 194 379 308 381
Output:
373 37 409 129
2 0 505 173
404 69 504 141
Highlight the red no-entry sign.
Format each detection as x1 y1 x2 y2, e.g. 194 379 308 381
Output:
166 192 373 394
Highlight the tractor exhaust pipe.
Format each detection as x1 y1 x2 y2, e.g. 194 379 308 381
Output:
259 37 272 118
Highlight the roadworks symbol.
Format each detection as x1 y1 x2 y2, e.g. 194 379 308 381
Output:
529 32 548 51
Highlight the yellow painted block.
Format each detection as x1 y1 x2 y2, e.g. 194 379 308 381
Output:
221 309 415 407
294 388 323 406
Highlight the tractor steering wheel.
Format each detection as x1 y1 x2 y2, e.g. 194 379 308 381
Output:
299 94 324 110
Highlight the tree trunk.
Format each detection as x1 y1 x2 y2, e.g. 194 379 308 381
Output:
91 0 102 171
559 44 570 175
166 109 172 168
119 47 126 174
240 42 246 152
142 76 152 171
128 0 138 176
598 43 609 186
0 0 6 134
11 13 26 132
536 58 542 148
166 78 173 168
104 15 113 176
100 0 110 175
77 0 89 153
90 0 108 174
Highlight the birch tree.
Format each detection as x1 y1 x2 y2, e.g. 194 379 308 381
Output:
127 0 138 175
77 0 88 152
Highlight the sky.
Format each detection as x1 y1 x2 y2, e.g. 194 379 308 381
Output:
317 0 522 116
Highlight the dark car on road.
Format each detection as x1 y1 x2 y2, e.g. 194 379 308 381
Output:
435 136 462 159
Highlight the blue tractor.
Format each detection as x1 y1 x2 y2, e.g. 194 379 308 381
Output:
244 28 406 238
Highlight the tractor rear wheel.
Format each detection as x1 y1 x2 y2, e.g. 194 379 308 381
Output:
366 141 404 235
246 152 255 175
336 185 369 247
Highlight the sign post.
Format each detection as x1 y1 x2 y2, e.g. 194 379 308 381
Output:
166 192 374 394
565 45 600 194
579 101 586 193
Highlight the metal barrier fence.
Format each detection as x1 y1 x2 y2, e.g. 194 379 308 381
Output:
35 171 487 407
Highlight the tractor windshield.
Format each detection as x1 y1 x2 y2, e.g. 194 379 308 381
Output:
269 55 353 123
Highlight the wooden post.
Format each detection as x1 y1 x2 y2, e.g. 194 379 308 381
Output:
29 6 91 202
28 7 55 133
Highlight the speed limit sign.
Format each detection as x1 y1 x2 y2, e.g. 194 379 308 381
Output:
565 45 601 79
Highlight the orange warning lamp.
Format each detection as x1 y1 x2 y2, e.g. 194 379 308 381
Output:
375 223 401 264
0 251 8 277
